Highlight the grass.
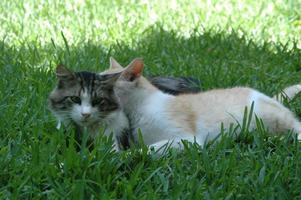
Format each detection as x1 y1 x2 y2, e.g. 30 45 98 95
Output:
1 0 301 199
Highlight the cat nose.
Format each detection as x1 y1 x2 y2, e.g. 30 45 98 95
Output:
81 113 91 118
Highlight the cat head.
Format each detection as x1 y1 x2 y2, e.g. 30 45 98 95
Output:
104 57 150 87
48 64 121 127
101 57 157 105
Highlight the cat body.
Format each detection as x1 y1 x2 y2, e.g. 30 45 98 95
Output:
121 85 301 149
108 58 301 152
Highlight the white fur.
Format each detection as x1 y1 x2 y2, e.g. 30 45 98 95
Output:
104 110 129 137
118 85 301 153
121 91 201 151
100 110 129 151
81 91 92 115
56 120 62 130
71 90 99 126
137 92 177 144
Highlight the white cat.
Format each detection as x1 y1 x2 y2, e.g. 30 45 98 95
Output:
103 58 301 153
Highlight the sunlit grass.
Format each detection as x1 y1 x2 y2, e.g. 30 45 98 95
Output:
1 0 300 47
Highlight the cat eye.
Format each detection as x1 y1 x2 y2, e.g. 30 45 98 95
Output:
129 75 135 82
92 98 105 106
70 96 81 104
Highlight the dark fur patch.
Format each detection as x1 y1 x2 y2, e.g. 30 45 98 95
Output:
75 71 96 94
148 76 201 95
117 128 135 150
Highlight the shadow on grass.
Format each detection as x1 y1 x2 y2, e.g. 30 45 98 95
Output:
3 27 300 97
112 28 301 93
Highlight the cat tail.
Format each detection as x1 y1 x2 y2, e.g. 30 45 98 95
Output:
273 84 301 103
148 76 201 95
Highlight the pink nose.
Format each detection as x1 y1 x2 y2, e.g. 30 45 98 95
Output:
81 113 91 118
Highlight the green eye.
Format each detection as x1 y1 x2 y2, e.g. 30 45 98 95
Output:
92 98 104 106
70 96 81 104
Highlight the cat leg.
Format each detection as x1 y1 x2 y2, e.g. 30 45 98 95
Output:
103 128 121 151
274 115 301 139
104 110 131 151
255 97 301 138
104 127 134 152
149 136 203 154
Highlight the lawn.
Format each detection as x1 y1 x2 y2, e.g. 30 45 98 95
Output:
1 0 301 199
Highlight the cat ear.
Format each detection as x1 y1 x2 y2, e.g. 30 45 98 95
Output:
122 58 144 81
110 57 123 69
97 72 122 88
56 64 75 80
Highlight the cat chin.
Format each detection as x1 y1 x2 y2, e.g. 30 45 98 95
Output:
73 118 102 128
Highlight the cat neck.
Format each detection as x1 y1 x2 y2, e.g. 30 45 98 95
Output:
119 76 173 114
137 76 159 91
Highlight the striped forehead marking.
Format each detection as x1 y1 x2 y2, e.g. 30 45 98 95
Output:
76 71 97 95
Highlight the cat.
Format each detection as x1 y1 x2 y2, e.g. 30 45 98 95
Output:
48 64 129 150
103 58 301 153
48 59 201 150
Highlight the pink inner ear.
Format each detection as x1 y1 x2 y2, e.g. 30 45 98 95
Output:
131 59 144 77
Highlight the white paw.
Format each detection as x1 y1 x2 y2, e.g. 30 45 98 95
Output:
56 121 62 129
